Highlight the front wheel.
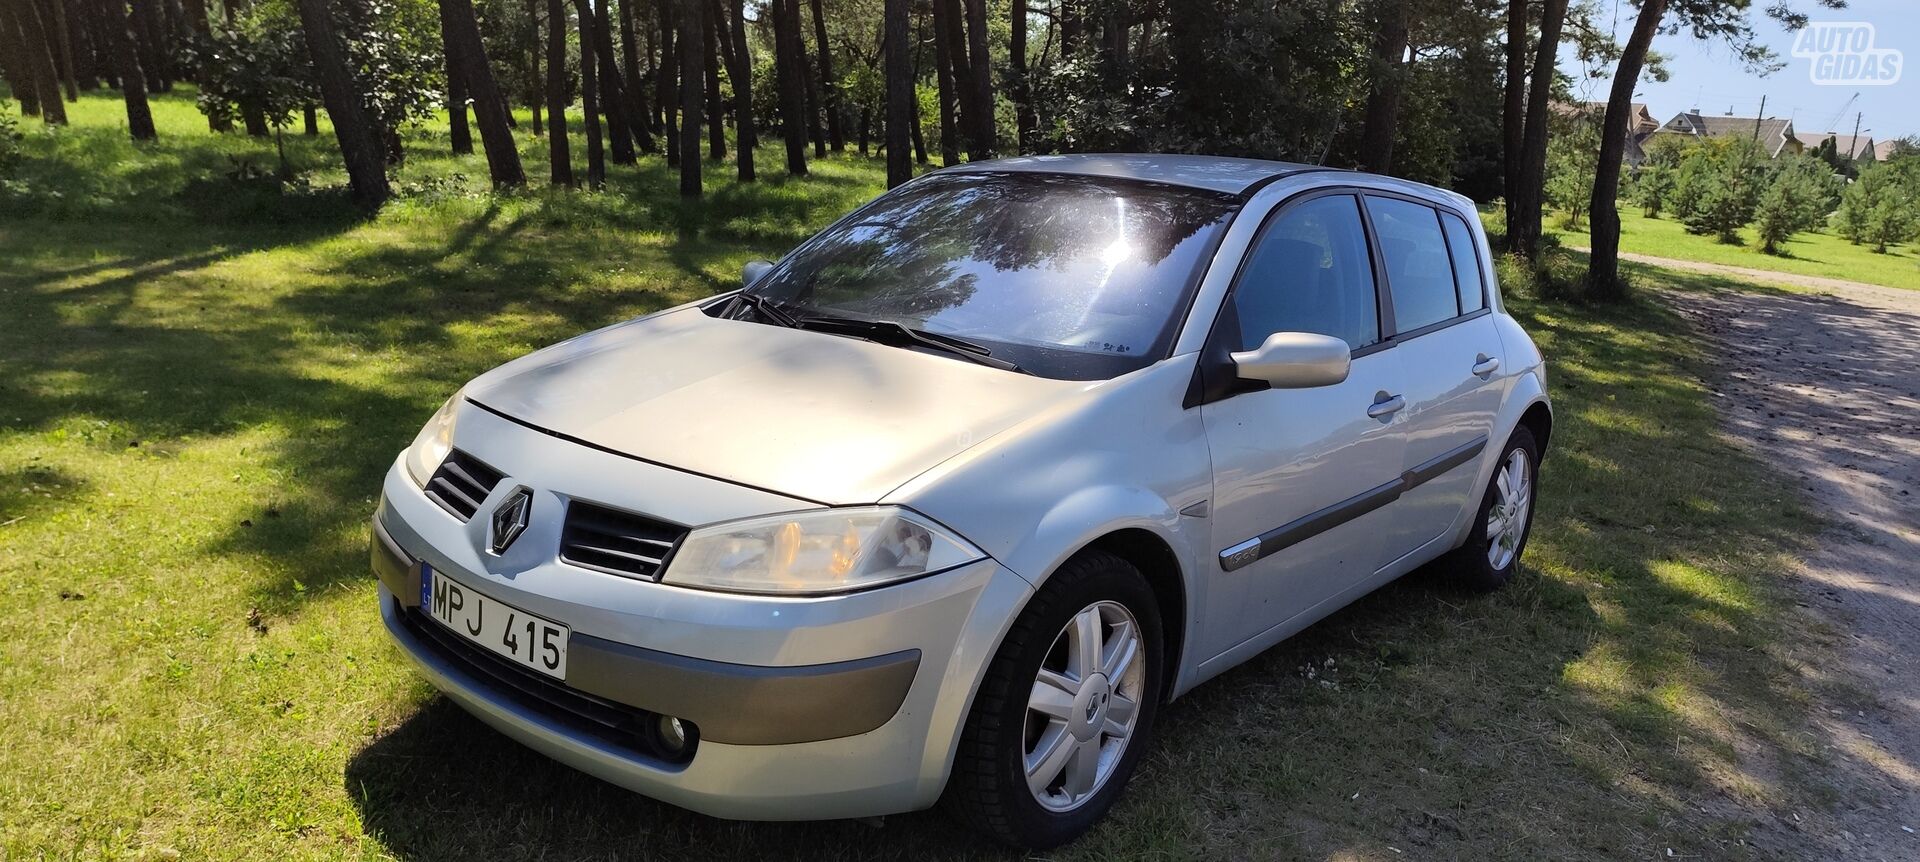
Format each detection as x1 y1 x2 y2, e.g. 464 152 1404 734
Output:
946 550 1164 848
1441 426 1540 591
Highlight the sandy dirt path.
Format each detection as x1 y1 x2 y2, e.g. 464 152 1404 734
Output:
1662 276 1920 859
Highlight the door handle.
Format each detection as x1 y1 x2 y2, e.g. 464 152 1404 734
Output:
1471 354 1501 377
1367 394 1406 419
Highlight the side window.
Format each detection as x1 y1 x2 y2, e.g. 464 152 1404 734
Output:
1231 195 1379 351
1441 212 1487 313
1366 196 1459 333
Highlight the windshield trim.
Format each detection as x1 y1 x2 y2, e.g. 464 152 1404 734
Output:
740 170 1246 378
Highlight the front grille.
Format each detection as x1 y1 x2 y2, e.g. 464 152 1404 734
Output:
560 501 686 581
398 600 693 765
424 449 504 521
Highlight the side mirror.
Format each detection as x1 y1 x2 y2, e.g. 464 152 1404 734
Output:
743 260 775 288
1230 332 1351 388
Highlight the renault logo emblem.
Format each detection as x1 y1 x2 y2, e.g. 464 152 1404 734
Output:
489 488 532 554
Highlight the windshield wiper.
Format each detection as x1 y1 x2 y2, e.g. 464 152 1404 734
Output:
728 291 800 328
794 314 1030 375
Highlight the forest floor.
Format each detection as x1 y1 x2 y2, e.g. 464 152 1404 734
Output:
0 91 1900 860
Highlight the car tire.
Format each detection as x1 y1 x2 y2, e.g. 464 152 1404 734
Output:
1441 425 1540 592
946 549 1164 849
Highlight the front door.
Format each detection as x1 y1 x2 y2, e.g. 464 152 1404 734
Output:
1201 193 1409 646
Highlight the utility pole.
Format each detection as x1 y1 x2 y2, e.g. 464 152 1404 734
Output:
1751 94 1766 142
1849 111 1863 167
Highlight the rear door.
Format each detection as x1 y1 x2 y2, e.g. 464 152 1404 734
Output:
1199 192 1409 645
1362 196 1505 565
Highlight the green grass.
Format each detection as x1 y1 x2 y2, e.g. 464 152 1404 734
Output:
1544 206 1920 291
0 90 1854 860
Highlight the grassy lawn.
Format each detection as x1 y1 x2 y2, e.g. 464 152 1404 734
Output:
1544 207 1920 291
1 92 1855 860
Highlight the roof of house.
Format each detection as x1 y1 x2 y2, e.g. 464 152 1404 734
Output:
1875 140 1902 161
1810 133 1877 160
1659 112 1799 157
1551 101 1660 137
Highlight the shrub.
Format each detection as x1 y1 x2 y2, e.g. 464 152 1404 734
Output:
0 103 20 180
1754 156 1840 254
1633 164 1675 218
1833 166 1920 253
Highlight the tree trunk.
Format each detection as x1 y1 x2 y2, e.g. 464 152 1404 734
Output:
43 0 78 100
883 0 909 186
0 0 42 116
1356 0 1409 173
800 32 823 157
544 0 572 184
656 0 678 165
1588 0 1666 299
446 44 473 154
293 0 389 207
962 0 990 158
128 0 163 91
12 0 67 124
93 0 151 136
702 1 722 160
303 103 317 134
572 0 607 185
67 0 97 90
1059 0 1078 56
1501 0 1526 238
809 0 842 152
930 0 958 165
618 0 655 152
440 0 527 185
1512 0 1567 259
526 0 540 133
675 0 701 195
1010 0 1031 153
590 0 636 164
723 0 753 179
772 0 807 174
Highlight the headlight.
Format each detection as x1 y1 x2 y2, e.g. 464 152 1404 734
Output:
664 506 984 595
403 392 462 488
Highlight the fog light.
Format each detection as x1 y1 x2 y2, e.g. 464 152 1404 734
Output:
657 715 689 753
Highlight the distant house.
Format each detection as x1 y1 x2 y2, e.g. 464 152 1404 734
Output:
1551 101 1661 164
1654 110 1805 159
1806 132 1877 164
1873 139 1904 161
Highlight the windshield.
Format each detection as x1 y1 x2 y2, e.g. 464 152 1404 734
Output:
744 172 1242 380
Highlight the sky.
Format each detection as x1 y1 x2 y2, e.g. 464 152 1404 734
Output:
1558 0 1918 143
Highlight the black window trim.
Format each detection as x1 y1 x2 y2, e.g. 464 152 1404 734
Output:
1184 186 1388 407
1186 185 1495 408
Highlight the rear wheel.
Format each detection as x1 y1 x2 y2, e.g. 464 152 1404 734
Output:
1442 426 1539 591
947 550 1163 848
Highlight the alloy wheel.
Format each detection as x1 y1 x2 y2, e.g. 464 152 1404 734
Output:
1486 447 1533 570
1023 600 1146 812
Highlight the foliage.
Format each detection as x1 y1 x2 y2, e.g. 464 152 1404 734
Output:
0 102 20 180
191 1 318 130
342 0 447 140
1833 163 1920 253
1672 136 1765 243
1753 155 1839 254
1543 113 1600 229
1632 163 1674 218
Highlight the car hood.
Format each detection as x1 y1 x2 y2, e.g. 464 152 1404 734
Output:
465 306 1080 505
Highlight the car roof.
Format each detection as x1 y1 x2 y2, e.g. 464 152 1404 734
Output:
939 154 1326 196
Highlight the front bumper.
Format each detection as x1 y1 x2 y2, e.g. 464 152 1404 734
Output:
371 422 1032 820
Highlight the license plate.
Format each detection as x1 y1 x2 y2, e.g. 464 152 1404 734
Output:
423 565 569 680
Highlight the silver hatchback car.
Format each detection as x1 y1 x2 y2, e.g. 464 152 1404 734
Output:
370 155 1550 848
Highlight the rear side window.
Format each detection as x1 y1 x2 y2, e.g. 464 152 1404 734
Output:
1230 195 1379 351
1441 212 1487 313
1366 196 1458 333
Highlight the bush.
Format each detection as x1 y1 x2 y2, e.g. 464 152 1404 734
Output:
0 103 20 180
1754 156 1840 254
1632 164 1675 218
1833 166 1920 253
